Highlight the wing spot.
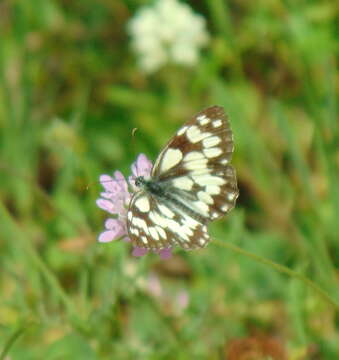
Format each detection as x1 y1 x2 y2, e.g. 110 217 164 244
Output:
141 236 148 244
198 190 214 205
227 192 237 201
184 151 205 162
225 167 235 176
192 174 225 186
204 147 222 158
186 125 211 143
149 211 168 228
166 219 189 241
132 217 149 235
185 161 209 171
127 211 133 220
197 115 210 125
184 151 206 162
160 148 183 172
220 159 229 165
184 152 208 171
177 126 188 136
206 185 221 195
202 136 221 148
193 200 210 215
221 204 231 212
158 204 175 218
156 226 167 239
181 214 199 229
134 196 150 212
130 227 139 236
149 227 160 241
181 225 194 238
212 119 222 128
172 177 194 190
198 238 206 245
211 212 219 219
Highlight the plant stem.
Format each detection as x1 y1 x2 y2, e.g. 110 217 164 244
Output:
213 239 339 310
0 326 26 360
0 202 83 325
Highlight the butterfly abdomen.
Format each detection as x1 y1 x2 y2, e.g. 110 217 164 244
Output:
138 176 207 223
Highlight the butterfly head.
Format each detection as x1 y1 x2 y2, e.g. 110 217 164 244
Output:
134 175 166 198
134 176 146 188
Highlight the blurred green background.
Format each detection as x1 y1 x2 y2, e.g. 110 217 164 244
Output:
0 0 338 359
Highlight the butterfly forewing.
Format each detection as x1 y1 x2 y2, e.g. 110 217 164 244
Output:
127 106 238 251
152 106 234 178
152 106 238 220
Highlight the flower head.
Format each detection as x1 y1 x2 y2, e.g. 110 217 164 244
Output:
96 154 172 259
127 0 209 73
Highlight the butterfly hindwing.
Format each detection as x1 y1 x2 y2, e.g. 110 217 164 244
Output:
127 190 210 250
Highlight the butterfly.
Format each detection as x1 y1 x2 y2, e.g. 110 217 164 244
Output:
127 106 238 251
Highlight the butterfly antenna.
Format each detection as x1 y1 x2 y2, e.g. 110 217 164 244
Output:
132 127 138 138
86 127 140 191
85 178 128 191
85 179 106 191
84 178 104 190
131 127 139 178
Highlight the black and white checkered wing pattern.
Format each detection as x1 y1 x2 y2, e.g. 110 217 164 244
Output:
127 106 238 251
152 106 238 220
127 190 210 250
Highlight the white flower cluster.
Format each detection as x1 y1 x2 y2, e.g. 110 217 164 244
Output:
127 0 209 73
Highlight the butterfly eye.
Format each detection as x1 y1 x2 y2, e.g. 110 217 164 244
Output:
134 176 144 187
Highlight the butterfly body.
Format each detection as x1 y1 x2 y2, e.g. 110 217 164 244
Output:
127 106 238 251
135 176 165 197
135 175 208 224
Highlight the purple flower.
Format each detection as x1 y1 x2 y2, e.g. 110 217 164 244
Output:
98 218 126 243
132 246 149 257
96 154 172 259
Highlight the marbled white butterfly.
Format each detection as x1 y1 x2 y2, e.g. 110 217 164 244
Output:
127 106 238 251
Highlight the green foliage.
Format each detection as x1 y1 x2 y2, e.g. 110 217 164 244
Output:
0 0 338 359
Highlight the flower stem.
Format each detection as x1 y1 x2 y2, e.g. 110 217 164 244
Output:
0 326 27 360
212 239 339 310
0 202 84 327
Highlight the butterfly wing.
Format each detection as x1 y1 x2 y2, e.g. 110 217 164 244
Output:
151 105 238 221
127 106 238 251
127 190 210 251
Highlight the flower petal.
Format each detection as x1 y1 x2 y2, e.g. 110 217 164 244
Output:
96 199 116 214
131 153 153 178
100 173 126 196
99 175 117 192
158 248 172 260
98 230 118 243
104 218 126 238
132 247 149 257
100 191 113 200
114 171 128 192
